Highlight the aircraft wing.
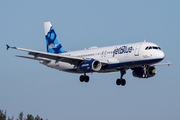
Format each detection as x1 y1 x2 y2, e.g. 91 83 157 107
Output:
7 45 108 66
7 45 87 65
152 61 172 66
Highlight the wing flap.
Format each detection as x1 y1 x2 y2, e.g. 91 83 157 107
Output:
16 55 51 62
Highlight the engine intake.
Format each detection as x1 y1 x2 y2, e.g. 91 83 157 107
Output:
147 66 156 77
78 60 102 72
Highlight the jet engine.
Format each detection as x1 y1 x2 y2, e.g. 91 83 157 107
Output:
132 66 156 78
78 59 102 72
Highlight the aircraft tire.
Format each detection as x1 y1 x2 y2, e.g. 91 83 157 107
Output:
85 76 89 83
121 79 126 86
116 79 121 86
80 75 85 82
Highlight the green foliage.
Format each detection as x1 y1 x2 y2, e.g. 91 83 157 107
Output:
25 114 34 120
7 116 14 120
34 115 43 120
0 110 45 120
17 112 23 120
0 110 6 120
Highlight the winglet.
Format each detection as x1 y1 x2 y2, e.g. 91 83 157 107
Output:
6 44 10 50
167 61 172 66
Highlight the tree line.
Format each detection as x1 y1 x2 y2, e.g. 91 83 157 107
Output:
0 110 47 120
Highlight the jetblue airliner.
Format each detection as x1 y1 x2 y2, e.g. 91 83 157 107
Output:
7 22 171 86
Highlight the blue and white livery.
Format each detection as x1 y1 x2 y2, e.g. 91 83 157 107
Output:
6 22 172 86
44 22 66 53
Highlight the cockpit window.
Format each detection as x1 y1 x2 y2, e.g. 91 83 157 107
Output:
153 47 158 49
145 47 149 50
145 46 161 50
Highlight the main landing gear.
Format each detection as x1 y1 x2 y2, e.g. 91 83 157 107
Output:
79 73 89 83
116 70 126 86
79 71 127 86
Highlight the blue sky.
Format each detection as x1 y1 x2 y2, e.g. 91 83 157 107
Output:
1 0 180 119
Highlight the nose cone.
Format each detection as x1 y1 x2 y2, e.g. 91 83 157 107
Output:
157 50 165 59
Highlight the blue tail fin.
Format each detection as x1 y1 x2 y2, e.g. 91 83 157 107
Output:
44 22 66 53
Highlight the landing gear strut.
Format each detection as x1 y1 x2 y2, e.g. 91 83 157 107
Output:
80 73 89 83
116 70 126 86
142 65 148 78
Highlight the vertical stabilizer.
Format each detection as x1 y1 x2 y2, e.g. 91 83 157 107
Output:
44 22 66 53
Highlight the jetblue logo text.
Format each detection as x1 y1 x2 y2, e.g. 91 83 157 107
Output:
113 46 133 57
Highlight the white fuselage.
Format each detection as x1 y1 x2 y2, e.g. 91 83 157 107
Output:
7 21 170 86
41 42 165 73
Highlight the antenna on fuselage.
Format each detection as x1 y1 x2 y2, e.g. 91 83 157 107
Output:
144 39 146 42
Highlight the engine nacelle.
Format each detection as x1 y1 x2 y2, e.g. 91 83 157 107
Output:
132 66 156 78
147 66 156 77
78 60 102 72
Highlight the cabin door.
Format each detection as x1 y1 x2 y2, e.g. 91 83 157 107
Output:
134 43 142 56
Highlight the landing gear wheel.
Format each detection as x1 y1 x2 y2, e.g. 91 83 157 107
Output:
116 70 127 86
116 79 126 86
85 76 89 83
116 79 121 86
80 75 85 82
79 74 90 83
121 79 126 86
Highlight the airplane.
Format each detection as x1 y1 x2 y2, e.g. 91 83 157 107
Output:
6 22 172 86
